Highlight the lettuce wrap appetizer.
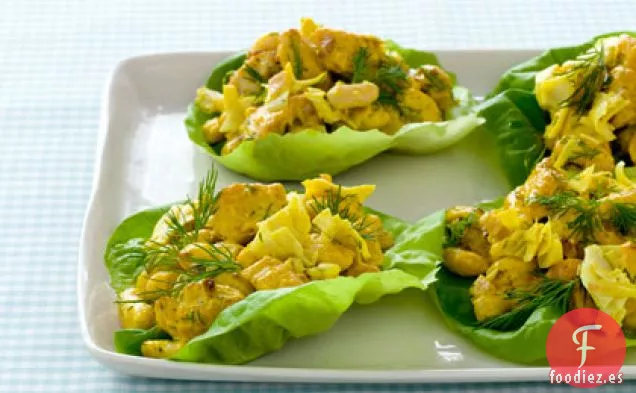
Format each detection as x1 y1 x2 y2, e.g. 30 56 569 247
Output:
106 170 442 364
433 33 636 364
186 18 482 181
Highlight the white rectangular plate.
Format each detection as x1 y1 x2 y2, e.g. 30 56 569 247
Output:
78 50 636 383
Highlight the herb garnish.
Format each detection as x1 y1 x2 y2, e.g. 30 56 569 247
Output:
610 203 636 236
444 212 477 248
351 47 369 83
349 48 408 109
166 169 219 246
117 169 241 303
478 279 576 331
531 192 636 242
556 44 611 115
531 192 602 243
375 64 408 95
139 243 240 300
309 185 378 240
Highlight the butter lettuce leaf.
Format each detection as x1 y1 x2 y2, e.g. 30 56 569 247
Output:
106 203 442 363
104 205 170 293
433 267 560 364
475 90 547 188
114 326 170 356
478 32 636 187
174 269 428 364
431 197 636 364
185 44 482 181
426 199 585 364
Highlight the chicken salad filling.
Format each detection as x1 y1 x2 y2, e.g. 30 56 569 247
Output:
115 172 395 358
442 34 636 331
194 18 456 155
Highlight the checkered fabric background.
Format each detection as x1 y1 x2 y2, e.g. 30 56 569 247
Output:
1 0 635 391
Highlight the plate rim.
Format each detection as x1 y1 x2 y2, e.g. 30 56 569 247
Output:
77 50 635 383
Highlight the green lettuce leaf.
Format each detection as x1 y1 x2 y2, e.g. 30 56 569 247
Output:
429 199 564 364
104 205 170 293
479 32 636 187
206 52 247 92
428 199 557 365
383 210 445 278
433 267 559 365
185 44 483 181
114 326 170 356
174 269 429 364
490 32 635 97
475 90 547 187
106 203 442 363
430 197 636 364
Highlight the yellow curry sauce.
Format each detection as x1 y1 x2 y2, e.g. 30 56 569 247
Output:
195 18 455 154
117 174 393 358
443 35 636 328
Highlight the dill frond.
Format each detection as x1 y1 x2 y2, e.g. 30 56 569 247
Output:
351 47 369 83
376 90 400 108
609 203 636 236
375 64 408 94
310 186 379 240
530 192 602 243
478 279 576 331
444 212 477 248
556 44 611 115
118 169 242 303
134 244 240 301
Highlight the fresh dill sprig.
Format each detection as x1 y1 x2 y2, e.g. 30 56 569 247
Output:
556 44 611 115
609 203 636 236
117 169 243 303
163 169 218 247
588 182 619 200
478 279 576 331
351 47 369 83
309 186 378 240
123 243 241 302
530 192 602 243
349 49 408 109
143 241 182 274
532 192 636 239
376 90 400 108
244 64 265 83
309 185 353 217
375 64 408 94
444 212 477 248
374 63 408 111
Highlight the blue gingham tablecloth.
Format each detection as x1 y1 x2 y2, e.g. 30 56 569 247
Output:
2 0 635 391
